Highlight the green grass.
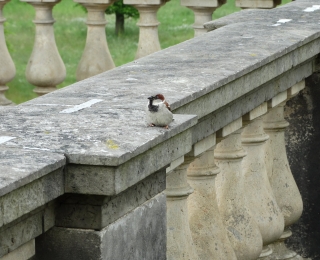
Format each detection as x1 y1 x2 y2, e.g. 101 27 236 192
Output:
3 0 290 104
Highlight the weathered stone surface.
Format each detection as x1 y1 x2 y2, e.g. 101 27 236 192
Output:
1 240 35 260
191 60 312 143
56 169 166 229
0 202 56 258
187 148 237 259
65 128 193 195
0 0 319 169
204 1 320 31
0 168 64 227
0 148 65 197
0 106 196 166
35 193 166 260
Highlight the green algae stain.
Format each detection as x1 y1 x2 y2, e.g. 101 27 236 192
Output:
106 139 119 149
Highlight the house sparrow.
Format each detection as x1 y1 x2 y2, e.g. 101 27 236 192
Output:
146 94 173 129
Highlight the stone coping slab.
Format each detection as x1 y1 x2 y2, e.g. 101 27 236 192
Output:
0 105 197 166
204 0 320 30
0 147 65 197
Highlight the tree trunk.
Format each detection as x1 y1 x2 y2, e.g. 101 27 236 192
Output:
115 13 125 36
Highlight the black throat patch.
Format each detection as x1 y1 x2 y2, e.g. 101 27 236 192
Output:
148 99 159 112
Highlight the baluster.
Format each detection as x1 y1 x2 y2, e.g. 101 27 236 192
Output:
263 101 304 260
181 0 225 37
0 0 15 105
241 115 284 259
215 128 263 260
75 0 115 81
23 0 66 96
187 144 237 259
124 0 168 59
166 156 199 260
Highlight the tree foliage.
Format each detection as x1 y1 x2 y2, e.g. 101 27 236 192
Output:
105 0 139 36
105 0 139 18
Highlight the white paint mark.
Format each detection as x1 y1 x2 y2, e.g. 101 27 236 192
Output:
0 136 16 144
172 78 188 84
23 146 51 151
304 5 320 12
277 19 292 23
304 7 314 12
59 99 103 114
126 78 138 81
271 19 292 27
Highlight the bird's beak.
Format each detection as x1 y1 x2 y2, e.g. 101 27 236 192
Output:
148 96 154 100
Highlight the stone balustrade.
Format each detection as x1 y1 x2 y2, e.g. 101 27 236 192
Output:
1 0 287 103
0 0 319 259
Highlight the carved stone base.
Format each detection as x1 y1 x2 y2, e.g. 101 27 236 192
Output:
0 86 13 106
269 230 308 260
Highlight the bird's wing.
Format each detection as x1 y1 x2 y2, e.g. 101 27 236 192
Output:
164 101 171 111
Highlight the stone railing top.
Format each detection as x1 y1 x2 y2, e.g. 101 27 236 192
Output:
18 0 320 113
0 105 197 166
1 0 320 170
204 0 319 30
0 147 65 196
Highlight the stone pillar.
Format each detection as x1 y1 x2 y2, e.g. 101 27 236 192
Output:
22 0 66 96
166 157 199 260
241 117 284 258
0 0 15 105
180 0 225 37
75 0 115 81
214 130 263 260
187 146 237 259
235 0 281 9
263 102 304 260
124 0 168 59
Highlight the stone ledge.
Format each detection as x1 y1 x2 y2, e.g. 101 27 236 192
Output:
56 169 166 229
34 193 166 260
184 60 313 145
0 148 65 197
204 0 320 30
0 202 56 258
0 168 64 228
1 240 35 260
0 107 197 166
65 128 193 195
